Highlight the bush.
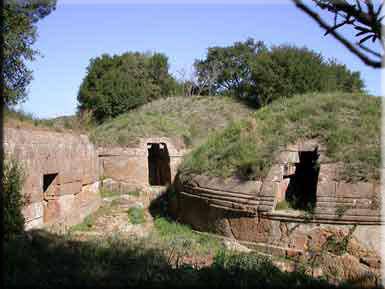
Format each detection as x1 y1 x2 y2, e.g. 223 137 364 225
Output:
77 52 180 122
249 45 364 106
3 157 25 240
194 39 364 107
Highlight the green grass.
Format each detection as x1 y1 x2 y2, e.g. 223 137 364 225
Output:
127 207 146 224
275 200 292 211
153 217 223 255
99 188 121 198
70 205 112 232
70 214 94 231
5 229 374 288
100 187 142 198
180 92 380 182
90 95 253 147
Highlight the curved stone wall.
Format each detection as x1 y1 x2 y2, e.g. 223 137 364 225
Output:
173 140 382 274
174 172 381 249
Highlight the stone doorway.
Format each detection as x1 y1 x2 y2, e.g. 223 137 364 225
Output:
285 150 319 210
147 143 171 186
43 173 58 195
43 173 59 223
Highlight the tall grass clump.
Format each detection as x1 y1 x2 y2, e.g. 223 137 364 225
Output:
3 157 25 240
180 92 380 182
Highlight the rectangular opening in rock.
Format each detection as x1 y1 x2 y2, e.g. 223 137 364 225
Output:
43 173 58 195
285 150 319 210
147 143 171 186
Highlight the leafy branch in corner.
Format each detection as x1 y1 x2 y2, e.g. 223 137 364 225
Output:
292 0 383 68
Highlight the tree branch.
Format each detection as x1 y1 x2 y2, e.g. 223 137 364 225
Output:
293 0 382 68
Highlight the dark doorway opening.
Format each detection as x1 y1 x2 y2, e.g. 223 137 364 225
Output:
285 150 319 210
43 173 58 194
148 143 171 186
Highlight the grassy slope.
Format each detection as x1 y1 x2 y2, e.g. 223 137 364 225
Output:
90 95 253 147
180 92 380 182
4 108 86 133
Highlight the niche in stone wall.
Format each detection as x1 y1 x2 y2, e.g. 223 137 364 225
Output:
43 173 59 223
284 149 320 210
148 143 171 186
43 173 59 196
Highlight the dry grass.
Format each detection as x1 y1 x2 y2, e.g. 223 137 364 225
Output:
4 107 89 133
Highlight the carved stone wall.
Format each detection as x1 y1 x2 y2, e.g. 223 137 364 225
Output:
4 127 101 229
174 139 381 273
98 137 188 192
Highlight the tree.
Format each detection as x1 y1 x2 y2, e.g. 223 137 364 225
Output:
250 45 364 106
195 39 364 107
3 0 57 106
77 52 179 122
293 0 383 68
194 38 267 97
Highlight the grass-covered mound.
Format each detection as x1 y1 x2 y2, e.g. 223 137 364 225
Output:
90 95 253 147
180 92 380 182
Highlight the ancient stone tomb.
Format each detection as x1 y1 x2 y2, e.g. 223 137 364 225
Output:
172 140 381 264
4 127 101 229
98 137 187 192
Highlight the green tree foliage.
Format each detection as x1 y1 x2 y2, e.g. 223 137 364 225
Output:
194 39 364 107
250 45 364 106
194 38 267 96
77 52 180 122
3 0 57 105
3 157 25 240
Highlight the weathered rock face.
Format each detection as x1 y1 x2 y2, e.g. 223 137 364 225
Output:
98 137 188 192
4 127 101 229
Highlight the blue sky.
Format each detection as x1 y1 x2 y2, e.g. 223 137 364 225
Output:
18 2 381 118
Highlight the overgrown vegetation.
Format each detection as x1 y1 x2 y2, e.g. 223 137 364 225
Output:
6 228 374 288
3 157 25 240
77 52 182 122
127 207 146 225
154 217 223 256
195 39 364 107
99 187 121 198
70 205 113 232
180 92 380 182
90 95 252 147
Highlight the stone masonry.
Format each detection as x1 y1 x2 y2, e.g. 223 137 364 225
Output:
98 137 188 192
4 127 101 229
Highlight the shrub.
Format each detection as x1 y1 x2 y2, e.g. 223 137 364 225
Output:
194 39 364 107
77 52 180 122
249 45 364 106
3 157 25 240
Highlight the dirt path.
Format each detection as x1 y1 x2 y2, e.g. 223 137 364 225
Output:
70 193 154 241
